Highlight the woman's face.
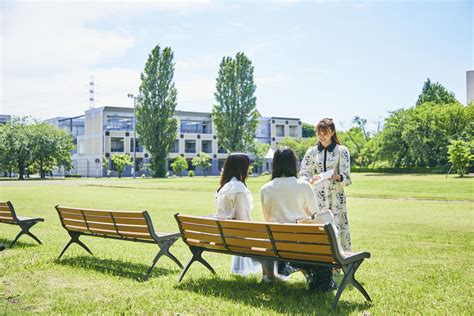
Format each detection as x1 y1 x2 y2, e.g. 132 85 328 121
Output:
317 128 334 147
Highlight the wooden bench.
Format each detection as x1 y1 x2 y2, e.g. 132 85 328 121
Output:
0 201 44 248
56 206 183 278
175 214 371 309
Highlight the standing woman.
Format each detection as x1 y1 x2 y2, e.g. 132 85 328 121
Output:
215 153 261 275
299 118 352 252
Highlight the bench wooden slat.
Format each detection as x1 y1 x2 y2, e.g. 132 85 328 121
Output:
268 223 326 234
60 213 85 221
278 251 336 264
218 220 267 231
221 227 270 239
82 209 144 218
86 221 151 234
227 246 274 257
0 201 9 207
0 217 16 223
224 236 272 249
187 239 227 251
275 242 332 255
176 215 219 226
62 218 88 229
272 232 330 244
184 231 222 243
0 211 14 218
180 222 221 234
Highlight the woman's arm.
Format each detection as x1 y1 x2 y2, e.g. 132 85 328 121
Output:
234 192 253 221
337 146 352 186
299 147 316 182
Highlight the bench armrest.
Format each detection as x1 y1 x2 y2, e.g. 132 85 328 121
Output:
340 251 371 265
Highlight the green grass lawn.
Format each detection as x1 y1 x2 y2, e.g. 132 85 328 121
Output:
1 174 473 314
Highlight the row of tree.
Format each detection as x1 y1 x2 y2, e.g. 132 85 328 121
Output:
0 118 74 179
280 79 474 177
135 45 259 177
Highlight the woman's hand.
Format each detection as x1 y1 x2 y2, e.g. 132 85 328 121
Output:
330 172 341 182
309 176 321 185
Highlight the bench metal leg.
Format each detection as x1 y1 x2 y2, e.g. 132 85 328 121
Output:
178 247 215 282
145 238 183 279
10 222 42 248
58 232 93 259
331 260 371 309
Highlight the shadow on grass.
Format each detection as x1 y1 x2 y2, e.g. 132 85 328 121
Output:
54 255 179 281
0 237 39 249
175 276 371 315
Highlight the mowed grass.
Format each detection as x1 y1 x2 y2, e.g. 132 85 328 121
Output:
0 174 473 314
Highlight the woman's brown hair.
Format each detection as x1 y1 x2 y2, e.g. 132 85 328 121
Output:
315 118 340 145
217 153 250 193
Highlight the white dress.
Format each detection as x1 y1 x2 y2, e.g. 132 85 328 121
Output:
299 143 353 251
216 177 261 276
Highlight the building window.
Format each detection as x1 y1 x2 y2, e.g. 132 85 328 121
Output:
105 116 134 131
111 137 124 152
185 140 196 153
130 138 144 152
171 140 179 153
276 125 285 137
180 120 212 134
217 143 226 154
202 140 212 153
289 126 298 138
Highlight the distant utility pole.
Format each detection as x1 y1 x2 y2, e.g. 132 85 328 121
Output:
127 93 137 179
89 75 95 109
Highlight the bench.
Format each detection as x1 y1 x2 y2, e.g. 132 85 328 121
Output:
0 201 44 248
175 214 371 309
56 206 183 278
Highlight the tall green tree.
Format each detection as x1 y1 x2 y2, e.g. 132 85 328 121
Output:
30 123 74 179
213 52 258 153
111 154 132 178
447 140 473 177
136 44 178 178
250 141 270 174
277 137 316 161
170 156 188 177
416 78 457 106
302 122 316 138
192 152 212 177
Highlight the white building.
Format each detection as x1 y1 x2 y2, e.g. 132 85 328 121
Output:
467 70 474 104
46 107 302 177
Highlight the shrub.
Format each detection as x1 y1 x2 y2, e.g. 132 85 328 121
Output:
188 170 195 177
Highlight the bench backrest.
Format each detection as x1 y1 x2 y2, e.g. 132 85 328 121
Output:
0 201 18 223
175 214 340 265
56 206 157 242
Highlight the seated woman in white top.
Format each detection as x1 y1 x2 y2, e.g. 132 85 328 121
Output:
215 153 261 276
260 147 335 291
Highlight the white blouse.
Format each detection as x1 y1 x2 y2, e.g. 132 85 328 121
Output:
260 176 318 223
215 177 253 220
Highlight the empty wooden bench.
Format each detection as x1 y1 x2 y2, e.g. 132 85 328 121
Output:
175 214 371 309
0 201 44 248
56 206 183 278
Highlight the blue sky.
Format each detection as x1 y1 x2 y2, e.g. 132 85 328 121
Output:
1 0 472 130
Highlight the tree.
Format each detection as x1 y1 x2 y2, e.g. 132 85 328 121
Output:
302 122 316 138
416 78 457 106
136 44 178 178
170 156 188 177
448 140 473 177
277 137 316 161
250 141 270 174
111 154 132 178
213 52 258 153
192 152 212 176
30 123 74 179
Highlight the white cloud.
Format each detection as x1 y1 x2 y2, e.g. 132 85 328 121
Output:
0 0 215 117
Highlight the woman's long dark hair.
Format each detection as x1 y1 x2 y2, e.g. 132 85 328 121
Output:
271 147 298 180
316 118 340 145
217 153 250 193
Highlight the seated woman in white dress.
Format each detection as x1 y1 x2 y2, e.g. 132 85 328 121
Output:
215 153 261 276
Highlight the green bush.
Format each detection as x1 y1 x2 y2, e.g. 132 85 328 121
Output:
188 170 195 177
65 174 82 178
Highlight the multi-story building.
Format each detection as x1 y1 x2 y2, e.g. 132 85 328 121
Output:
45 106 302 177
0 115 11 125
467 70 474 104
